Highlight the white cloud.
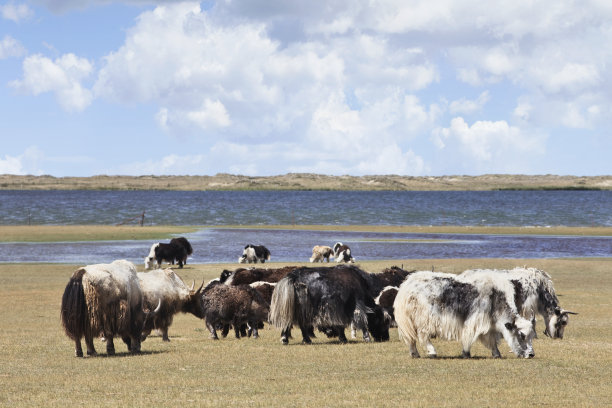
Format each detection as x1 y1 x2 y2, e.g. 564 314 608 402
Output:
449 91 490 115
11 53 94 112
0 147 45 175
432 117 545 161
12 1 612 176
0 35 25 59
1 2 33 22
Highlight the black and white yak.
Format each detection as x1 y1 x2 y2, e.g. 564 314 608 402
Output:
460 267 577 339
60 260 160 357
269 265 390 345
333 242 355 263
145 238 192 270
394 271 536 359
239 244 271 263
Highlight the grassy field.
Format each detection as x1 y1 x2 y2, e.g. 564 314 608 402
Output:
1 257 610 407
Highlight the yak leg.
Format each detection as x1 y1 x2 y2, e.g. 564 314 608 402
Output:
161 327 170 342
350 322 357 339
425 339 437 358
239 324 248 337
74 339 84 357
84 332 96 356
337 327 348 344
249 322 260 339
178 260 183 269
220 324 230 338
479 333 501 358
281 328 290 345
409 341 421 358
233 324 241 339
106 337 116 356
122 335 132 351
206 321 219 340
361 328 371 342
129 336 141 354
300 325 312 344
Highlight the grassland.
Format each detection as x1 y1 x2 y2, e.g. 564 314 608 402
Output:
0 225 199 242
1 257 611 407
1 173 611 190
1 224 611 243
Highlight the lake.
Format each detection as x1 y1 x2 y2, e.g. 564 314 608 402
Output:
0 190 610 263
1 190 611 226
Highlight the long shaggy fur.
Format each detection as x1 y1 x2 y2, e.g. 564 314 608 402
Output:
460 267 572 338
394 271 535 358
269 276 295 332
61 268 89 341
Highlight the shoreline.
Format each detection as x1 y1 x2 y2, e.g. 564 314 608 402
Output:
1 224 610 243
1 173 611 191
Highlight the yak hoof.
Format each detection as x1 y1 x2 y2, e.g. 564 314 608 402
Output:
461 351 471 359
75 351 83 358
302 338 312 345
427 353 438 359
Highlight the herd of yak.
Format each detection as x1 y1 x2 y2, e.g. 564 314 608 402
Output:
60 237 577 359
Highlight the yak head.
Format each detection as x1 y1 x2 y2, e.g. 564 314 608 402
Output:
503 313 536 358
184 280 206 319
366 305 390 342
545 307 578 339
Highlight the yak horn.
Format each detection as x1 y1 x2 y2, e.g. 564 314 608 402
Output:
190 280 195 291
563 310 579 315
153 299 162 314
195 280 204 294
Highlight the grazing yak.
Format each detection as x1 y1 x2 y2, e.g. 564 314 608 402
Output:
310 245 334 262
375 286 399 325
333 242 355 263
145 237 193 270
200 281 269 340
137 269 205 342
460 267 577 339
219 266 298 286
239 244 271 263
60 260 160 357
269 265 389 345
170 237 193 266
394 271 536 359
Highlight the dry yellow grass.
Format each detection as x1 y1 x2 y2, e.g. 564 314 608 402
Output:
0 225 198 242
1 258 610 407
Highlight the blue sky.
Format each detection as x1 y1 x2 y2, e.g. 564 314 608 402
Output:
1 1 611 177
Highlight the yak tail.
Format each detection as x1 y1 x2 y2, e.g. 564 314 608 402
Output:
269 276 295 331
60 268 88 341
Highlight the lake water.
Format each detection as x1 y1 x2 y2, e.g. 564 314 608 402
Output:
1 190 611 226
0 190 610 263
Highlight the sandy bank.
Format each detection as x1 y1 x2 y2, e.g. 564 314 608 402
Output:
1 173 611 191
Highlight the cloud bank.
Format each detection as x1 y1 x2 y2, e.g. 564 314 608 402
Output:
8 1 612 175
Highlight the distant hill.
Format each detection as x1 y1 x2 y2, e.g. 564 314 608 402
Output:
0 173 610 191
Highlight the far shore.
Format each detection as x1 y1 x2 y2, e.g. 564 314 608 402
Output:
1 224 610 242
1 173 611 191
